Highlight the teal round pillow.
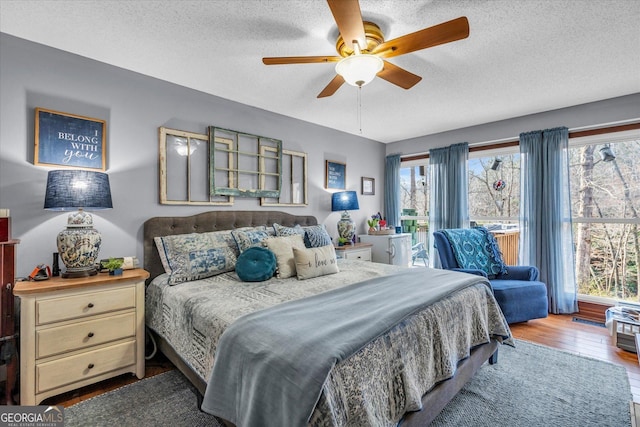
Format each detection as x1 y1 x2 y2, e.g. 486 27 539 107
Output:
236 246 276 282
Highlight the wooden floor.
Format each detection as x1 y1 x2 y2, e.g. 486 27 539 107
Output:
28 314 640 407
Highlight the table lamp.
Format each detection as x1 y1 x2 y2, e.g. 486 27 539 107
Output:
331 191 359 244
44 170 113 278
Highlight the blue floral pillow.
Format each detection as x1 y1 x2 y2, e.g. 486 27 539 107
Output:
154 230 237 285
441 227 507 278
231 226 273 253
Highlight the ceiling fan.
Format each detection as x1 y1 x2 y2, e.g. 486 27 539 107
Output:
262 0 470 98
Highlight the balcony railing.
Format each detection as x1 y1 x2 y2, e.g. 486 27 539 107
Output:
400 215 638 302
400 216 520 267
491 231 519 265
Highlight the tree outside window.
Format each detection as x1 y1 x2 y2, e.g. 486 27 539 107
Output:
570 137 640 302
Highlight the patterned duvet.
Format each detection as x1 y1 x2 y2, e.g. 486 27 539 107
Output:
145 260 512 426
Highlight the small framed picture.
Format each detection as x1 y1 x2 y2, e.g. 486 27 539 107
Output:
325 160 346 190
362 177 375 195
34 107 107 171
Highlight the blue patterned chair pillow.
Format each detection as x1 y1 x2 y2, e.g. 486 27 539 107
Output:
154 231 238 285
302 224 332 248
441 227 507 278
235 247 276 282
231 226 273 253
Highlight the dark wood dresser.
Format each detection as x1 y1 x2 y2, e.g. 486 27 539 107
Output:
1 239 19 404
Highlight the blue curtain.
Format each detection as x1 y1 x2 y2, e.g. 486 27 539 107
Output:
428 142 469 266
519 127 578 314
384 154 401 228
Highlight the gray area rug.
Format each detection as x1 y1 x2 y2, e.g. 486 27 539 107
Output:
65 340 631 426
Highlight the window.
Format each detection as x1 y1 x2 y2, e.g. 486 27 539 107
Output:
468 148 520 265
400 161 429 247
569 131 640 302
400 162 429 216
398 125 639 285
468 150 520 226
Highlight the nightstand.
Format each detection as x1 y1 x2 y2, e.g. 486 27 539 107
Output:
334 242 372 262
13 269 149 405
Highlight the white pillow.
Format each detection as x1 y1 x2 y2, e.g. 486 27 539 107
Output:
293 245 339 280
263 234 306 279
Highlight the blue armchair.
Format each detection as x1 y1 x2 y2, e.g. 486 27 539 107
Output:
433 229 548 324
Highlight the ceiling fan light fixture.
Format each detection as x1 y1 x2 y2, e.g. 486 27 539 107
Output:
335 54 383 87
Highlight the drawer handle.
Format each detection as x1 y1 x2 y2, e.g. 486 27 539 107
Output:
87 303 94 308
87 332 94 338
88 363 95 369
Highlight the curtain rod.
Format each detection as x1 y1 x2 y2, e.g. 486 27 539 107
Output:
401 122 640 163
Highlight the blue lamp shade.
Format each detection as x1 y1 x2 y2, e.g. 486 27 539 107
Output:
331 191 359 243
44 170 112 278
331 191 359 212
44 170 113 211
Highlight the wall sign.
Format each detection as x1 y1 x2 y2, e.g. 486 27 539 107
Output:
325 160 346 190
34 107 107 171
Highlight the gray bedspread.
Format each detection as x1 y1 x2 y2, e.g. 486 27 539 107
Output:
201 268 501 427
145 260 512 426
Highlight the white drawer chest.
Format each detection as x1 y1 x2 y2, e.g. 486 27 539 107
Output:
14 269 148 405
334 242 372 262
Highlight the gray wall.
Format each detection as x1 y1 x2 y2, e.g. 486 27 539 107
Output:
2 33 638 277
0 34 386 276
386 93 640 156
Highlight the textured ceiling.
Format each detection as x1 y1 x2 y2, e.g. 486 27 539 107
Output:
1 0 639 143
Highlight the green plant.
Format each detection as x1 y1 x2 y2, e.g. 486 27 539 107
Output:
338 236 349 244
102 257 124 271
367 218 379 228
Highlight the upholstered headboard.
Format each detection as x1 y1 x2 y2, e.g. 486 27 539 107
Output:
143 210 318 283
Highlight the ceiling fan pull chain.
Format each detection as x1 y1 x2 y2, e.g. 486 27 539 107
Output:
358 85 362 134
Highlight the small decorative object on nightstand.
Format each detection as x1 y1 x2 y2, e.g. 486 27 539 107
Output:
367 218 379 233
13 269 149 405
102 257 124 276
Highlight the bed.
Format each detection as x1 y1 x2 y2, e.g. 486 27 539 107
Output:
143 211 512 426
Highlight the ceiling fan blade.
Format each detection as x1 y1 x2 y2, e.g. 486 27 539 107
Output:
372 16 470 59
327 0 366 51
317 75 345 98
263 56 342 65
377 61 422 89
